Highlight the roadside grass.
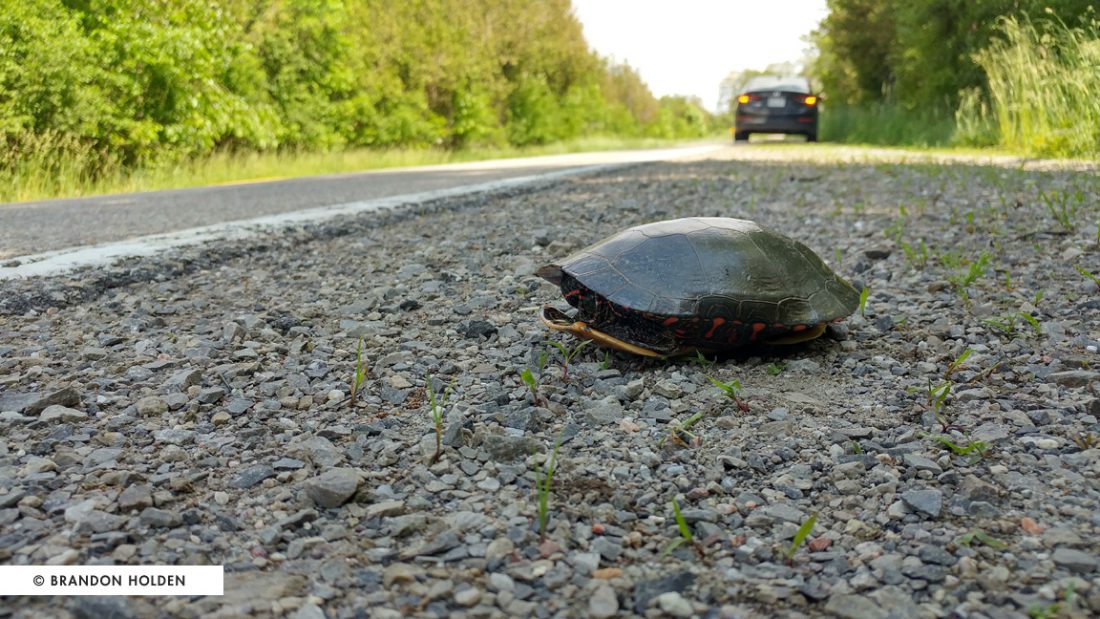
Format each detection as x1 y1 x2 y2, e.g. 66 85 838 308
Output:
818 103 957 147
0 135 713 204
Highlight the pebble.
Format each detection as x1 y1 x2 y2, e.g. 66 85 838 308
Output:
589 585 619 618
304 468 361 508
656 592 694 618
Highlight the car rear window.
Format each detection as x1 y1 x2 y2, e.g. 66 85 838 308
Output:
743 77 811 93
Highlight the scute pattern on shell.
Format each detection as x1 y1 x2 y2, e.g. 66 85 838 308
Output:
552 217 859 326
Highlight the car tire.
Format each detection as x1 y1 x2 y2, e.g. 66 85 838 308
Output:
806 132 818 143
734 132 749 142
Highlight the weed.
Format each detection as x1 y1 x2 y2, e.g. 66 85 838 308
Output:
784 514 817 561
693 350 716 369
955 528 1007 549
944 348 973 380
1038 188 1080 231
706 375 749 412
426 375 454 464
1025 583 1076 619
662 497 695 556
1018 312 1042 337
983 314 1018 337
519 368 543 406
930 435 991 462
850 441 863 455
350 337 368 403
947 252 991 306
600 350 612 371
858 287 869 318
661 410 707 448
535 431 563 540
1075 264 1100 291
766 363 785 376
1071 431 1098 450
546 340 591 381
900 239 930 269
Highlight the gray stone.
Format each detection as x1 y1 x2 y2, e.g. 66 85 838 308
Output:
1052 547 1098 573
305 468 361 508
633 571 694 614
226 398 254 415
656 592 694 618
900 489 942 518
165 368 202 390
482 434 541 462
39 405 87 423
139 507 181 528
230 464 275 489
196 387 227 404
584 396 624 425
135 396 168 416
824 594 888 619
1049 370 1099 387
0 387 80 415
69 597 136 619
118 484 153 512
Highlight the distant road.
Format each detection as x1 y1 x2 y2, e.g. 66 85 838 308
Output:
0 144 722 278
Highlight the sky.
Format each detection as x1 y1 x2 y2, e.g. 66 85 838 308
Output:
572 0 828 111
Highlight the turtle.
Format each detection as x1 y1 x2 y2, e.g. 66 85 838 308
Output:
536 217 860 357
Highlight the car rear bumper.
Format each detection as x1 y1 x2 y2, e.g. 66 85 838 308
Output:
735 114 817 134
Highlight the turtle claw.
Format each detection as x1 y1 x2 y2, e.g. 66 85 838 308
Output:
539 305 667 358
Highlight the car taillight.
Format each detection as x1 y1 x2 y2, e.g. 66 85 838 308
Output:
803 95 818 106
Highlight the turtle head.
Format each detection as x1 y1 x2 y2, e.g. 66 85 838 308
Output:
536 264 563 285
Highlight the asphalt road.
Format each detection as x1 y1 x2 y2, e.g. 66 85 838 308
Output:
0 145 721 262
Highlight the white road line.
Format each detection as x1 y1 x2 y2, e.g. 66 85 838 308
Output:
0 145 722 280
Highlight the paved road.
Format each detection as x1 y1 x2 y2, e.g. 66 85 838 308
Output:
0 144 721 262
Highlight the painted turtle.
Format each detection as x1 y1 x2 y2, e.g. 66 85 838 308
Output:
537 217 859 357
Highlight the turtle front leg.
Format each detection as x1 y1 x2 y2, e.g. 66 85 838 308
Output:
539 306 669 358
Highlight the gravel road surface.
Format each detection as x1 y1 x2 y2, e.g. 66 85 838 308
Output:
1 144 1099 619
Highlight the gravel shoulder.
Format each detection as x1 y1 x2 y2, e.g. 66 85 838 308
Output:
1 145 1099 618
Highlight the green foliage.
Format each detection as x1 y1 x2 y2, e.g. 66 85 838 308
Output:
662 497 694 556
0 0 718 194
426 375 454 464
811 1 1099 157
350 337 368 402
536 431 564 540
784 514 817 561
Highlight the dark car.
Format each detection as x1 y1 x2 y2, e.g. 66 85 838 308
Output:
733 76 819 142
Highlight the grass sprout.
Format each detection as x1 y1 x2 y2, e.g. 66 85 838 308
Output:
706 375 748 412
956 528 1007 550
349 337 368 403
546 340 591 381
662 497 695 556
426 375 454 464
535 431 564 540
784 514 817 561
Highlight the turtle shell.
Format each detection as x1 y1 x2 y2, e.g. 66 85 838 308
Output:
538 217 859 351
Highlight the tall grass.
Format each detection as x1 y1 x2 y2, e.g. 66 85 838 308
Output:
969 16 1100 158
819 103 956 147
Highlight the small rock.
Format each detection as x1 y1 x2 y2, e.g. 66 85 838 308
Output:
230 464 275 489
39 405 87 423
139 507 181 528
118 484 153 512
656 592 694 618
135 396 168 416
589 585 619 619
900 488 942 518
454 587 482 607
305 468 361 508
1049 370 1099 387
1052 547 1098 573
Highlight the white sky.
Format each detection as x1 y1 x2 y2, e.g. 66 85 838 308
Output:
572 0 828 111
